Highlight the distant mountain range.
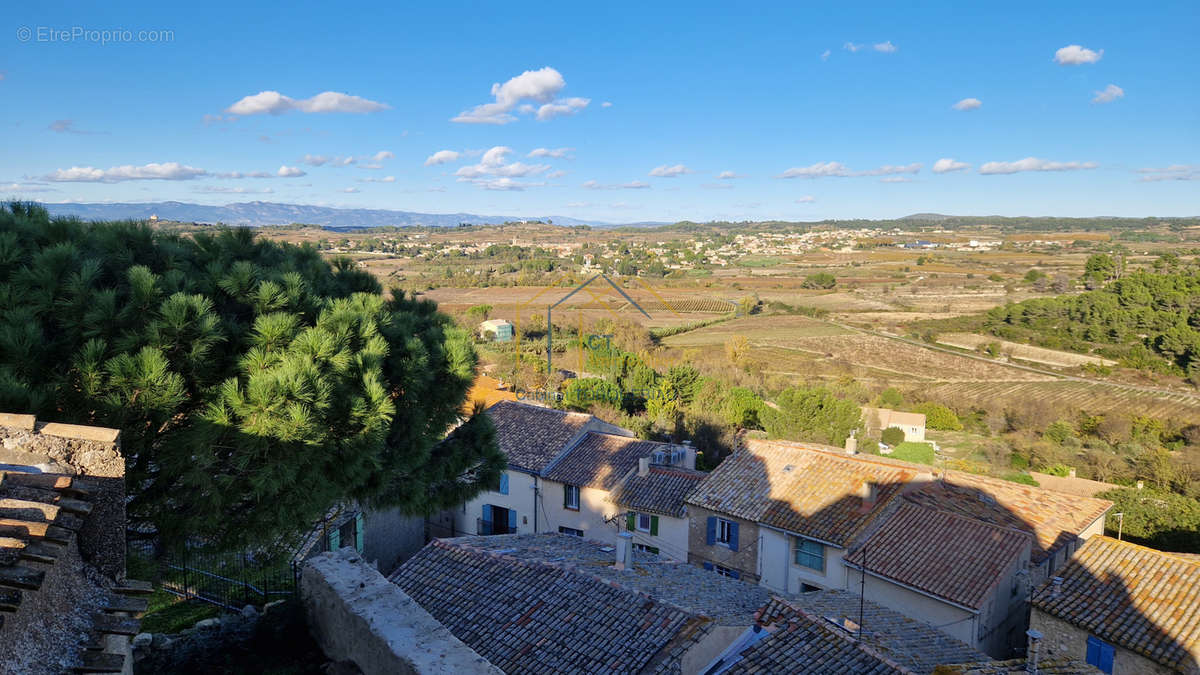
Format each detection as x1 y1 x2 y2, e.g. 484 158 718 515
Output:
39 201 641 229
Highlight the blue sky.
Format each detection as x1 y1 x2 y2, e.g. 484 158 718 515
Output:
2 1 1197 222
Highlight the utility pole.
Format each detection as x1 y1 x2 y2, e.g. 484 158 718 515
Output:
1115 512 1124 541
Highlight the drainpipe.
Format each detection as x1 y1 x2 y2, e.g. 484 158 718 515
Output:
532 478 539 533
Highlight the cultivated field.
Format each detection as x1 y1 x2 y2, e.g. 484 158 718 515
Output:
936 333 1118 368
925 380 1200 421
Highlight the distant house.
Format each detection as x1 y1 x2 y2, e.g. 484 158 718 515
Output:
863 406 927 442
477 318 514 342
1031 536 1200 674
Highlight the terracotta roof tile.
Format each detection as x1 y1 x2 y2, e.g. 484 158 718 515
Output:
1032 536 1200 671
845 502 1031 610
484 400 597 474
544 432 671 491
609 466 707 518
686 439 919 546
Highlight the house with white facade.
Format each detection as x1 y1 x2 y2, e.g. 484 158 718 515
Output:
863 406 927 442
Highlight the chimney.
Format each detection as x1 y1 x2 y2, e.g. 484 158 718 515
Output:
638 456 650 477
682 441 696 470
1050 576 1063 599
844 431 857 455
614 532 633 571
1068 467 1076 479
859 481 878 510
1025 629 1043 674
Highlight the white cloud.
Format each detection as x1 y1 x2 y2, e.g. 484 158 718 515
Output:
537 97 590 120
468 177 546 191
979 157 1098 175
778 161 920 178
372 151 394 161
546 170 568 179
582 179 651 190
601 101 613 108
795 195 816 203
528 147 574 159
1092 84 1124 104
453 67 590 124
932 158 971 173
701 183 735 190
843 42 864 53
226 90 390 115
46 162 208 182
649 164 692 177
874 41 897 53
357 176 397 183
1136 165 1200 182
952 97 982 111
820 50 831 61
215 170 273 178
424 150 461 166
1 182 56 193
340 187 360 193
1054 45 1103 65
277 166 306 177
566 201 592 208
717 171 740 179
880 176 914 183
194 186 275 194
455 146 548 179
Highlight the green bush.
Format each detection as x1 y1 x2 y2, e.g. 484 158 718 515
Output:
880 427 906 446
913 402 962 431
1098 488 1200 553
761 385 862 446
801 272 837 290
564 378 622 410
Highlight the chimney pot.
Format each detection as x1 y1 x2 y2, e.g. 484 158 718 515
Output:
614 532 633 571
638 456 650 477
844 433 858 455
1025 629 1043 673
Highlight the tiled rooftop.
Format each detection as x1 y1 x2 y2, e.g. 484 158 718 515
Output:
388 535 713 673
937 657 1101 674
1032 536 1200 671
608 465 707 518
729 593 988 674
686 439 920 546
543 432 665 491
845 502 1031 610
904 471 1112 564
484 400 597 474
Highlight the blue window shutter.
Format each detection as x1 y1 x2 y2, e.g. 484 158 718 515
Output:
328 526 339 551
1086 637 1102 670
482 504 493 525
355 512 364 552
729 521 740 552
706 517 716 546
730 569 741 580
499 473 509 495
1099 642 1114 674
703 562 714 571
508 509 517 531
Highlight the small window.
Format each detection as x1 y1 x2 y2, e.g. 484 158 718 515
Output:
637 513 652 532
794 538 825 572
717 518 734 545
558 526 583 537
633 543 659 555
563 485 580 511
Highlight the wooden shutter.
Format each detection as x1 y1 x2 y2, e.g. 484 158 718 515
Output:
626 513 635 531
482 504 493 533
563 485 570 508
499 473 509 495
706 516 716 545
508 509 517 532
729 521 740 552
328 526 339 551
650 515 659 536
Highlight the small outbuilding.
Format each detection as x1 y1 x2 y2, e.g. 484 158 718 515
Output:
478 319 514 342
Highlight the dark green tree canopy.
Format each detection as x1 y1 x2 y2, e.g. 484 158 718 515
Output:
0 203 501 551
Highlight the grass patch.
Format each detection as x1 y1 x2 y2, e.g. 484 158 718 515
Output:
887 442 936 465
1000 471 1041 487
140 591 222 634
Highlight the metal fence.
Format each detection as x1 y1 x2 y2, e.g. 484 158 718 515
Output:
158 547 299 611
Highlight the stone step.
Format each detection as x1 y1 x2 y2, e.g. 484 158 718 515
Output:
91 613 140 636
102 596 149 615
0 498 61 522
79 632 104 651
56 497 93 517
111 579 154 596
73 651 126 673
18 541 61 565
0 518 72 544
0 564 45 590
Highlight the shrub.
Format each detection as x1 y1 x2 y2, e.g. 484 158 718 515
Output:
880 426 906 446
913 402 962 431
801 272 837 290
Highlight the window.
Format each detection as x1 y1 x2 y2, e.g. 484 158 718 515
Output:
1086 636 1115 674
633 543 659 555
794 538 825 572
705 516 739 551
627 512 659 535
800 583 821 593
718 519 733 544
558 526 584 537
498 472 509 495
637 513 652 532
563 484 580 511
702 562 741 579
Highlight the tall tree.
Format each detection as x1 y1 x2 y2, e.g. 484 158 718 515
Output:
0 203 501 552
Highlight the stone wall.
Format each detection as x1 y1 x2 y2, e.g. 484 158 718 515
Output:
361 506 426 575
1030 609 1177 675
300 548 502 675
0 413 125 578
687 505 761 582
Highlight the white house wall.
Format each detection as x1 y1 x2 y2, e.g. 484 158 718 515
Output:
538 480 623 542
454 470 539 536
758 527 849 595
844 567 979 649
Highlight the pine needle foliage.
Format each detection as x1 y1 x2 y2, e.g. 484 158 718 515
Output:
0 203 502 552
